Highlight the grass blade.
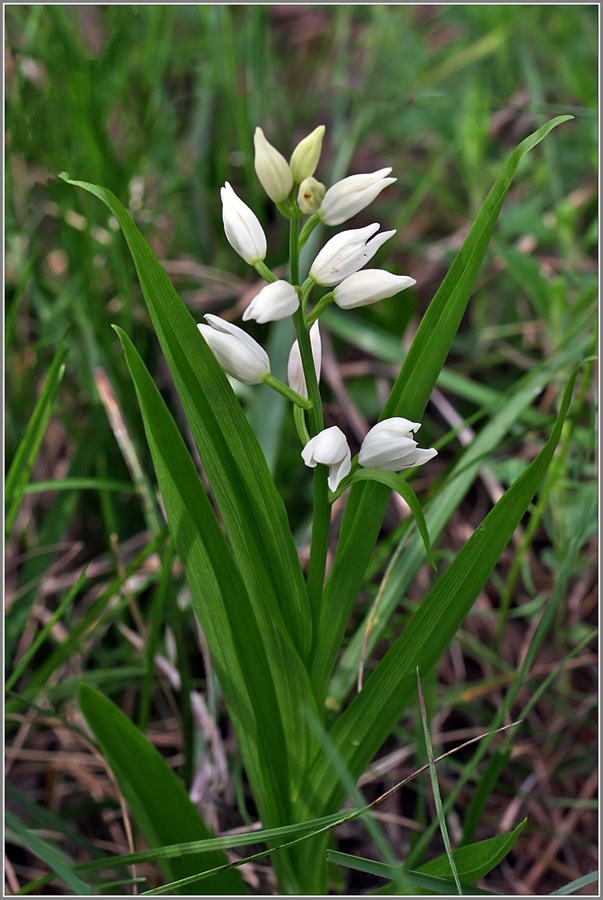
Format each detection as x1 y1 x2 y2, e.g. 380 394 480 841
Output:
417 669 463 894
5 569 89 693
6 810 93 895
5 340 68 538
549 871 599 895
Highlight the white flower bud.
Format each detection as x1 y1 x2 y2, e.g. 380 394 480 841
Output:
253 127 293 203
301 426 352 491
220 181 267 265
290 125 326 183
358 418 437 472
287 322 321 399
297 177 326 214
318 168 396 226
242 280 299 324
333 269 416 309
198 314 270 385
309 224 396 287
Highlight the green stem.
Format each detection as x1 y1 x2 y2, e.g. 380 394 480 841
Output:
293 405 311 446
299 215 321 249
300 277 316 315
254 260 279 283
307 467 330 622
290 217 330 627
276 200 293 219
306 292 335 327
264 374 312 410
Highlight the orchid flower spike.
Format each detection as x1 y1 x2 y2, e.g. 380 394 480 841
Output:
310 224 396 287
318 168 396 226
220 181 267 265
287 322 321 399
333 270 416 309
358 418 437 472
199 314 270 385
243 280 299 324
302 426 352 491
253 127 293 203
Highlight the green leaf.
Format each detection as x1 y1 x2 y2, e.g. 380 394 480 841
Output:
78 685 248 895
327 342 587 713
327 850 492 895
114 327 321 891
350 469 436 569
310 116 573 699
363 820 526 895
5 339 68 539
307 361 584 818
417 819 526 887
60 173 312 662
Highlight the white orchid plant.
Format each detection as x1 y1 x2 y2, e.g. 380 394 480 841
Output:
204 125 436 517
62 113 574 895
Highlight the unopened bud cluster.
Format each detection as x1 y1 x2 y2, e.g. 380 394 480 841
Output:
199 124 436 491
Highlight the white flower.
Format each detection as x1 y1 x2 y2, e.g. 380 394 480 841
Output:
253 127 293 203
220 181 267 265
318 168 396 226
309 224 396 287
290 125 326 183
333 269 416 309
242 280 299 324
287 322 321 399
358 418 437 472
301 426 352 491
198 314 270 384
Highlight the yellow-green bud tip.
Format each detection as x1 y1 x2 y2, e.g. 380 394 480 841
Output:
290 125 326 184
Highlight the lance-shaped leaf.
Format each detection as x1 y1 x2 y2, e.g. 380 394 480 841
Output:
79 685 248 895
60 174 312 662
114 327 320 888
358 818 526 893
310 116 572 697
304 362 584 818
